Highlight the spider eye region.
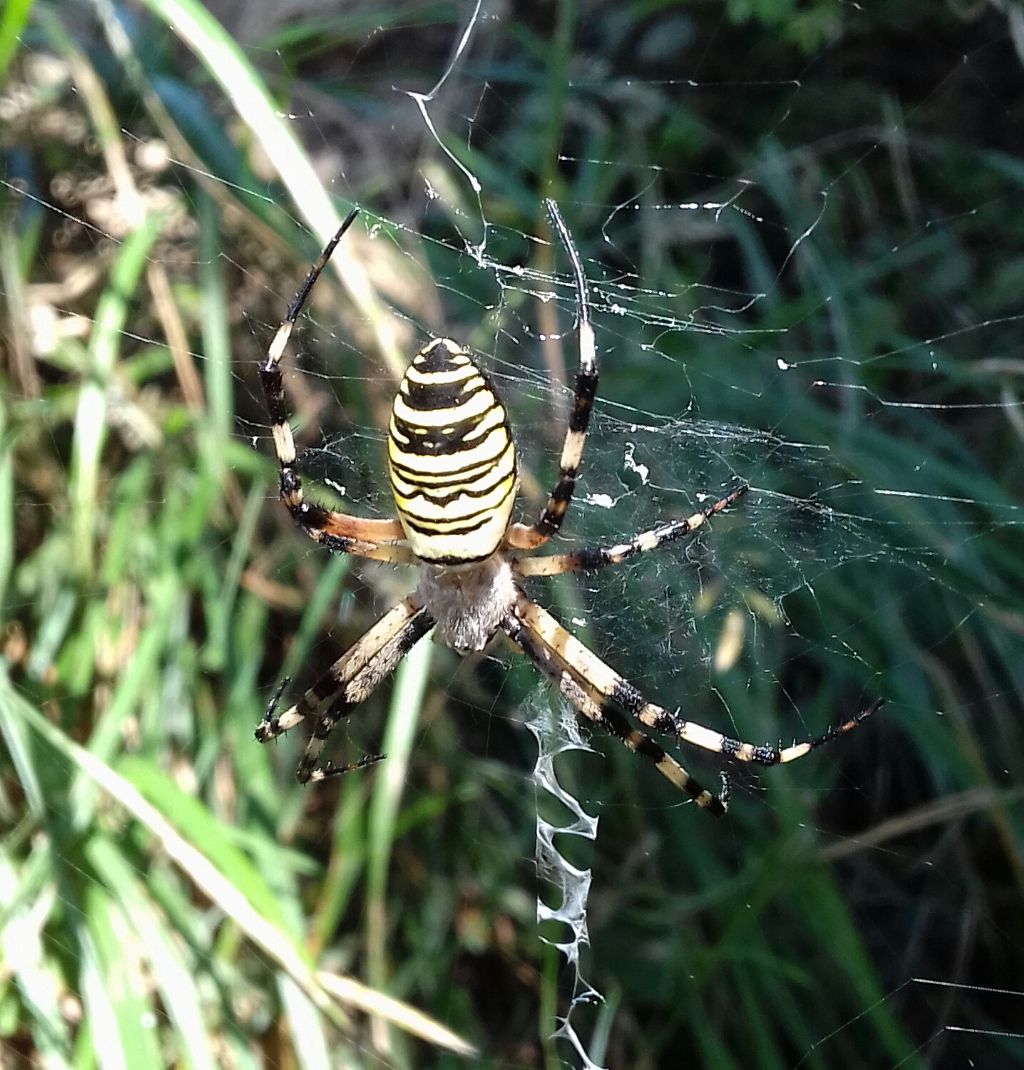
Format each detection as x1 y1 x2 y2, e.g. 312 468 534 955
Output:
387 339 518 564
417 336 468 372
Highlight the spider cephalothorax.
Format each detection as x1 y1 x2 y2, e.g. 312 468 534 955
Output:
255 202 881 814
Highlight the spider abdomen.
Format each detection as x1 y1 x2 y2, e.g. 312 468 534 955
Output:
388 338 517 563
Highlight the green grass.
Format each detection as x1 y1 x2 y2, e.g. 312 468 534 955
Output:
2 2 1023 1068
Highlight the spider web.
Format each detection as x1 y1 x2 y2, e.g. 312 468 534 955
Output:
2 2 1023 1068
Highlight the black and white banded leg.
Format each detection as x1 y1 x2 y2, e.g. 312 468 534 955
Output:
515 484 748 578
259 206 412 562
514 593 883 768
256 596 435 781
503 611 729 814
507 199 598 551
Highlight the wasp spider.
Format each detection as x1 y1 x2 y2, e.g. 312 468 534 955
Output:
256 201 881 815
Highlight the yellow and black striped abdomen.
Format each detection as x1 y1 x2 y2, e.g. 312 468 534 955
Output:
388 338 517 564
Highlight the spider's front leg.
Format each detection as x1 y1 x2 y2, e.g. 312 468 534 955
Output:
514 484 748 577
259 206 411 561
506 200 598 553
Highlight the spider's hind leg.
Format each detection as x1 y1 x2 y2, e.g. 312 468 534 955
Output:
502 610 728 815
511 593 882 803
256 596 434 782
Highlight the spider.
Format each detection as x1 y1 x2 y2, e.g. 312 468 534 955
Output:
255 200 881 816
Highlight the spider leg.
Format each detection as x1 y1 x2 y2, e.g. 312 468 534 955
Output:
260 206 411 562
514 593 882 766
256 595 435 782
256 596 421 741
505 200 597 552
503 611 727 814
514 484 748 577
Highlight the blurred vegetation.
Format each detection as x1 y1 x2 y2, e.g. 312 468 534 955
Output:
2 1 1023 1068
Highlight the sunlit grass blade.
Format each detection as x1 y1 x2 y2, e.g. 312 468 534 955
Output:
87 837 218 1070
69 571 179 823
365 637 433 1051
4 676 476 1056
0 667 45 816
80 881 164 1068
277 976 333 1070
137 0 405 377
0 0 33 81
197 190 232 446
0 847 72 1067
68 214 161 578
